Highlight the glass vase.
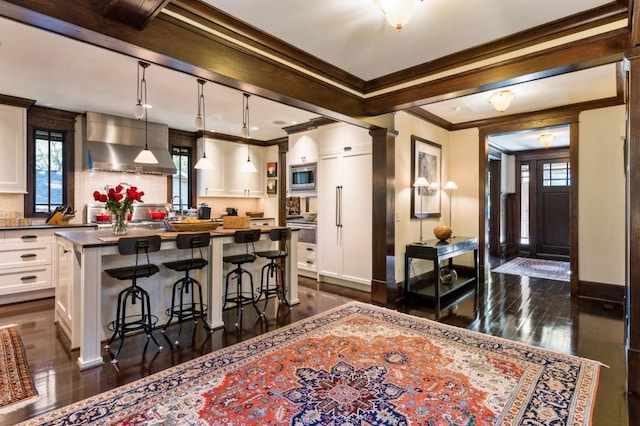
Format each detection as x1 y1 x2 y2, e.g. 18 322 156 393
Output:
112 211 127 236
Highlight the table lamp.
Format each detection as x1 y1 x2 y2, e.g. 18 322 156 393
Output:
444 181 458 228
413 177 430 243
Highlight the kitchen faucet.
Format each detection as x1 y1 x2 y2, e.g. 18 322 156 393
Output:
172 195 183 219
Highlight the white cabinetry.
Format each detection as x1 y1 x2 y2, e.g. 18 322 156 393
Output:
297 242 317 278
288 129 319 165
55 237 78 344
318 124 372 288
0 229 53 302
0 104 27 193
198 139 264 197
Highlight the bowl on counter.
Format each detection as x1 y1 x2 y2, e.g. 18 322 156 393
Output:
95 214 110 222
150 211 167 220
301 212 317 221
246 211 264 218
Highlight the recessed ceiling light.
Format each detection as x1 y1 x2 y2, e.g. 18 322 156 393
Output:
273 120 287 125
453 106 462 112
291 121 298 125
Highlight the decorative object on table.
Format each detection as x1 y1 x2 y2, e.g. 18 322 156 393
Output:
266 161 277 177
492 257 570 282
22 302 602 425
0 324 38 413
433 224 452 241
92 184 144 235
443 180 457 227
439 266 458 286
267 178 277 194
412 176 430 243
411 135 441 219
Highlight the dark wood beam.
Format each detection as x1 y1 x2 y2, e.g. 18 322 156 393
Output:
365 30 629 115
630 0 640 46
405 107 453 130
103 0 170 30
0 93 35 108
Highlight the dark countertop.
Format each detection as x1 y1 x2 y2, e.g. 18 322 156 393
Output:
55 226 296 249
0 223 97 231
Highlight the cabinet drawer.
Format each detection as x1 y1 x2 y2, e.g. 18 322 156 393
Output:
4 229 53 244
0 243 52 270
0 264 52 295
298 242 317 270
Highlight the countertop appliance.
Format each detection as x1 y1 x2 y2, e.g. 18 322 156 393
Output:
289 163 317 193
286 215 317 243
198 203 211 219
86 203 168 230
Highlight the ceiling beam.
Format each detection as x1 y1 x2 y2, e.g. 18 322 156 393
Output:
103 0 171 30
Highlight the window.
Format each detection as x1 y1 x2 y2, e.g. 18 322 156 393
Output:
520 163 530 245
542 161 570 187
34 129 64 213
171 146 191 212
25 106 76 218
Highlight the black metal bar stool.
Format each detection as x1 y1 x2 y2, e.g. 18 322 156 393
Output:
222 229 262 328
104 235 163 364
255 228 291 315
161 232 211 345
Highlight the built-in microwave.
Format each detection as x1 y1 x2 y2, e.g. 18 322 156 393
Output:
290 163 317 193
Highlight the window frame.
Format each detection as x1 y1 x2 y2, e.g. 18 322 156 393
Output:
167 128 198 211
25 106 76 218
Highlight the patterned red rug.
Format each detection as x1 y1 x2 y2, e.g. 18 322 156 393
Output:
20 302 601 425
0 324 38 413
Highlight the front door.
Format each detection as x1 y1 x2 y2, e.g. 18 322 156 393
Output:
535 158 570 259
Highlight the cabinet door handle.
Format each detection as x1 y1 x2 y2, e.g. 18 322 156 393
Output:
306 260 314 264
63 249 70 254
21 235 38 240
306 247 313 251
21 253 37 258
21 275 37 281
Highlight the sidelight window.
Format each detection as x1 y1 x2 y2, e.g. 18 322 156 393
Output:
520 163 529 245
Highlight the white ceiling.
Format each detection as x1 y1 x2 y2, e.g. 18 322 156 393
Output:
202 0 611 81
0 0 621 148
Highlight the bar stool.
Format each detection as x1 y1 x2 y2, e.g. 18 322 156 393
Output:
255 228 291 315
104 235 163 364
161 232 211 345
222 229 262 328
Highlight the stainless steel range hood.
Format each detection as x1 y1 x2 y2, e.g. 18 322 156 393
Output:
83 112 177 175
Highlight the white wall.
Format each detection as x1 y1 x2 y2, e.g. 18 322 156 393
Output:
579 105 625 286
394 112 451 282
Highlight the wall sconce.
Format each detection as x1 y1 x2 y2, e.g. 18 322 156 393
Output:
376 0 423 32
538 133 555 149
488 90 516 113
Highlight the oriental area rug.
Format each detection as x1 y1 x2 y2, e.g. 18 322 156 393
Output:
0 324 38 414
492 257 571 282
20 302 601 425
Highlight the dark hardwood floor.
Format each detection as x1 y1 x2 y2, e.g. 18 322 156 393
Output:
0 272 629 425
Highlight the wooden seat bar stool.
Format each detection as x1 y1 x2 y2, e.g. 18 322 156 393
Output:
255 228 291 315
222 229 262 328
161 232 211 345
104 235 163 364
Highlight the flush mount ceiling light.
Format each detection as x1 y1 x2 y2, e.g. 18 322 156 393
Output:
488 90 516 113
194 79 213 170
538 133 555 149
133 61 158 164
240 92 257 173
375 0 423 32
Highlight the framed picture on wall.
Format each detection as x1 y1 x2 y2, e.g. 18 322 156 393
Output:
266 162 277 178
267 178 277 194
411 135 441 219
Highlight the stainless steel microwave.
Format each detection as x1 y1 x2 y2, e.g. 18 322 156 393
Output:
290 163 317 193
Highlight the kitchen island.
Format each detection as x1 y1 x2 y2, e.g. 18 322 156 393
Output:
54 227 299 369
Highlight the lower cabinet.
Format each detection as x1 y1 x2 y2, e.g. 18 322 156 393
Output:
297 242 317 278
55 238 75 340
0 229 54 303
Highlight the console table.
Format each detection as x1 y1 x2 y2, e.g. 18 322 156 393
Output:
404 237 479 320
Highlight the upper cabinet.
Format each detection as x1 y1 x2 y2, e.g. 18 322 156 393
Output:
198 139 264 198
288 129 319 165
0 105 26 193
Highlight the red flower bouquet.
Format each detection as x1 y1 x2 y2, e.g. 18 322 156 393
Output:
93 184 144 235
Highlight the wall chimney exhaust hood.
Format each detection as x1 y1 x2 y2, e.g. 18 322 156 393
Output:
83 112 177 175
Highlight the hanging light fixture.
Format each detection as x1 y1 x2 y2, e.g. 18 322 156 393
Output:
133 61 158 164
376 0 422 32
488 90 516 113
538 133 555 149
194 79 213 170
240 92 257 173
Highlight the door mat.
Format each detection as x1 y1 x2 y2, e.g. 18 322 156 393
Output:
0 324 38 414
20 302 601 425
492 257 570 282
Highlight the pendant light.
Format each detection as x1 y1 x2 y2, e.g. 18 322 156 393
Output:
240 92 257 173
133 61 158 164
194 79 213 170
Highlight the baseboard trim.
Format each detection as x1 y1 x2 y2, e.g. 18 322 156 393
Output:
578 280 625 304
